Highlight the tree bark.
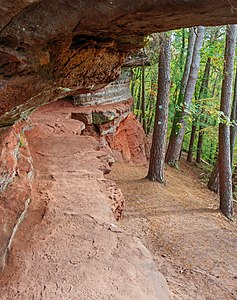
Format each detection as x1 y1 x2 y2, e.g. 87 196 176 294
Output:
141 65 147 134
147 33 171 183
219 24 236 219
230 68 237 193
134 68 142 119
199 57 212 99
208 162 219 193
166 27 195 166
196 57 211 163
196 127 204 163
212 73 219 97
179 28 186 70
187 121 197 162
230 67 237 165
146 80 155 134
165 26 205 167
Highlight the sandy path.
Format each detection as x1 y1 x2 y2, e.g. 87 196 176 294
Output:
107 161 237 300
0 101 169 300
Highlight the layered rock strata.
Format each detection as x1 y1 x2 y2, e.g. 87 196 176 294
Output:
0 100 169 299
1 1 237 125
72 68 132 107
71 100 147 165
0 98 147 271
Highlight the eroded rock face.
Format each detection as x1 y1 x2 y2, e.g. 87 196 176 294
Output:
72 68 132 106
0 100 170 299
0 97 145 271
0 1 237 295
0 121 33 270
70 96 147 165
107 113 147 165
1 0 237 126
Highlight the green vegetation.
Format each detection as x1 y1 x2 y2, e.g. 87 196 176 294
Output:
131 26 237 218
131 26 236 166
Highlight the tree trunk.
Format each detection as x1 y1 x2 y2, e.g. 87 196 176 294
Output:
165 28 196 167
174 28 195 108
147 32 171 183
230 67 237 165
179 28 186 69
187 121 197 162
135 68 142 119
165 26 205 167
196 57 211 163
208 141 219 191
208 139 214 164
232 165 237 195
141 65 147 134
208 162 219 193
146 83 156 135
199 57 212 99
219 24 236 219
179 28 196 99
230 68 237 193
196 128 204 163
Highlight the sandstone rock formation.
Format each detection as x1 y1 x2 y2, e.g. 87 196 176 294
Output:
0 120 33 270
72 68 132 107
70 64 148 165
0 100 169 299
0 96 148 269
71 99 147 165
1 1 237 298
1 0 237 126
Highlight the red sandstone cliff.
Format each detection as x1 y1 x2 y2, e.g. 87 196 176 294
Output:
0 100 169 299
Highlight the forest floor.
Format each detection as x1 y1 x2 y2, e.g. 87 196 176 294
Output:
107 158 237 300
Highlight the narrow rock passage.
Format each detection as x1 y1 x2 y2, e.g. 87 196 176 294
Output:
107 161 237 300
0 101 169 300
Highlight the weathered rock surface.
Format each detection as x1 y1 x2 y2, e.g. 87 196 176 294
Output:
0 2 236 296
107 113 147 165
0 98 147 271
72 68 132 107
0 120 33 270
0 100 169 300
1 0 237 125
70 98 147 165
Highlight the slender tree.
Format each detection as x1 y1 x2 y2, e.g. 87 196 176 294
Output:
230 68 237 193
230 67 237 164
187 120 197 162
187 57 211 163
147 32 171 183
165 26 205 167
134 68 142 119
212 73 219 97
179 28 186 70
219 24 236 218
196 57 212 163
141 65 147 133
166 28 196 165
208 162 219 193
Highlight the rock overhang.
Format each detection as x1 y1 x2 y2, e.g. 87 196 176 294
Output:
1 0 237 126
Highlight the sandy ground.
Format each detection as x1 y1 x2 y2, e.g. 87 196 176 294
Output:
0 101 169 300
107 160 237 300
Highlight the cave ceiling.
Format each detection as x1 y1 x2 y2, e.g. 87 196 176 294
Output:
0 0 237 126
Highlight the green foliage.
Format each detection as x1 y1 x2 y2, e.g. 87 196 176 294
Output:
131 26 237 167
